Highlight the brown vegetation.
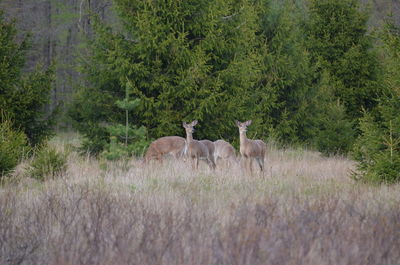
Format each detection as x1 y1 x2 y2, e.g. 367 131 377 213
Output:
1 142 400 265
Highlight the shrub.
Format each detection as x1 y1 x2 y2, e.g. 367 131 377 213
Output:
352 105 400 184
29 145 67 181
100 131 150 161
0 116 29 177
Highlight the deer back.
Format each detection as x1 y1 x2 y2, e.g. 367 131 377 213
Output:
145 136 185 158
199 140 215 156
241 138 265 158
214 140 236 159
187 140 210 159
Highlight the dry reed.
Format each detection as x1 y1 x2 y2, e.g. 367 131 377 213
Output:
1 140 399 265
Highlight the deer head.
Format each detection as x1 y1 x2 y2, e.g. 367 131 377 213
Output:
235 120 252 134
183 120 198 134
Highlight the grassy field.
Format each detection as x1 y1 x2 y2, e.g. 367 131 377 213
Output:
1 134 400 264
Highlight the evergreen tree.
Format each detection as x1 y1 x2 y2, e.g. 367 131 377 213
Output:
101 79 149 160
352 20 400 183
255 0 314 143
0 114 29 177
306 0 381 120
70 0 265 153
306 72 355 155
0 8 55 146
70 0 384 156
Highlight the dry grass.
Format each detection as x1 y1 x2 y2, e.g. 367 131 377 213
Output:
1 135 400 265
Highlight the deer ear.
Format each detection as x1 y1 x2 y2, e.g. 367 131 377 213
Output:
246 120 252 126
182 122 187 128
235 120 240 127
192 120 198 126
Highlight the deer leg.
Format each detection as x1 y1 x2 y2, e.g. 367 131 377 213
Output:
156 152 163 164
223 158 228 170
242 156 247 173
241 157 248 174
206 158 211 170
181 150 188 162
210 154 216 169
191 158 195 170
207 154 216 170
195 157 199 170
261 157 265 172
256 158 263 172
218 157 225 170
249 158 254 175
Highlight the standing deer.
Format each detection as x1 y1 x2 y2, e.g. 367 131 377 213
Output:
213 139 236 168
143 136 186 163
199 139 216 166
235 120 266 174
183 120 216 170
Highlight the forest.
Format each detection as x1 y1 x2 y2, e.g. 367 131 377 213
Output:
1 1 400 264
1 0 400 182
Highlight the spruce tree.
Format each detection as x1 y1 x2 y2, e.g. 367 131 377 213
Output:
0 8 55 146
101 79 149 160
306 72 355 155
70 0 265 153
0 114 29 177
306 0 381 120
352 20 400 183
255 0 314 143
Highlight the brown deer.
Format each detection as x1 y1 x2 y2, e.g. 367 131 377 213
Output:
199 139 216 166
213 140 236 168
143 136 186 163
235 120 266 174
182 120 216 170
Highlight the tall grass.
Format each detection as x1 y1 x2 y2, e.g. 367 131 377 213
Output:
1 136 399 264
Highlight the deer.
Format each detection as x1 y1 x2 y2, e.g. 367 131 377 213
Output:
143 136 186 163
199 139 216 166
235 120 266 174
182 120 216 170
213 139 236 168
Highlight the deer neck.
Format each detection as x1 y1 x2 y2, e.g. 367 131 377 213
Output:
186 132 194 143
239 131 249 146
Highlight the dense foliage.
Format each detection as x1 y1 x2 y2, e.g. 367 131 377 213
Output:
0 115 29 177
100 83 150 160
70 1 295 152
70 0 382 156
70 0 265 154
353 21 400 183
307 0 381 120
0 0 395 182
0 9 55 146
29 144 67 180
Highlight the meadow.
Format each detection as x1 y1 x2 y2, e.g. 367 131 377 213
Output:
1 134 399 265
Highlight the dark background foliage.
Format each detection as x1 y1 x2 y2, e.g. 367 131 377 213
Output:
1 0 400 181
